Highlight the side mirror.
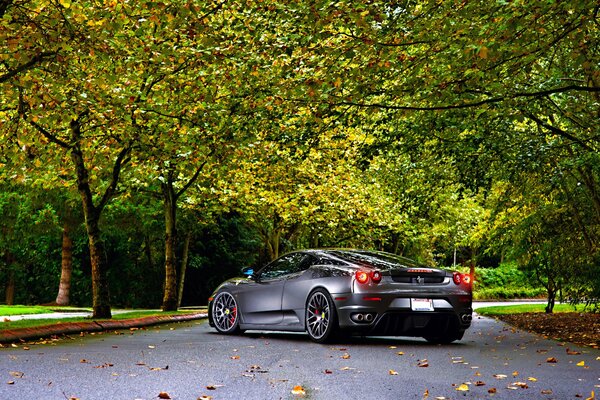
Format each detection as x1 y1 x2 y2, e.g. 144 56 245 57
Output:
241 267 255 279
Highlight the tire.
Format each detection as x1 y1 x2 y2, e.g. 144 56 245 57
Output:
305 289 338 343
424 329 464 344
212 291 242 334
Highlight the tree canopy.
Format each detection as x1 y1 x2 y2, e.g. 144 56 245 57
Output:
1 0 598 312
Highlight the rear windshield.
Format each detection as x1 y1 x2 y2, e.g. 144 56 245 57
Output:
328 250 425 271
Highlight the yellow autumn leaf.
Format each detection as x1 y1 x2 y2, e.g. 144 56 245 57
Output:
585 390 595 400
456 384 469 391
291 385 306 396
389 370 398 375
577 361 585 367
528 377 538 382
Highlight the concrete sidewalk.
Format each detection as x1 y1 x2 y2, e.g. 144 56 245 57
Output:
0 311 207 344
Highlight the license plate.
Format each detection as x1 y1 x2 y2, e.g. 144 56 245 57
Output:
411 298 434 311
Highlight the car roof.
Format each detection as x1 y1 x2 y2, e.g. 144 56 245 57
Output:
299 249 426 270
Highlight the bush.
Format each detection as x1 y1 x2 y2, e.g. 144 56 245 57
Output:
472 262 546 300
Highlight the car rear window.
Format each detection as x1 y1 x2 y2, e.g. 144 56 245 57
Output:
329 250 425 271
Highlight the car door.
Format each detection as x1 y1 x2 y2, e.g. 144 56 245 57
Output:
237 253 308 325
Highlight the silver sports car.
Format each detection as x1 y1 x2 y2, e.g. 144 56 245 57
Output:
208 249 472 343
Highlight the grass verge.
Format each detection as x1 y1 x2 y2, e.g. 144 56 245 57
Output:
0 305 92 316
476 303 585 316
0 309 206 330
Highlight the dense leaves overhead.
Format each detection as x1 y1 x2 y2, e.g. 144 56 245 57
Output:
0 0 598 310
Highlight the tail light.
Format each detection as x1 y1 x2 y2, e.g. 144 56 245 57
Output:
370 270 382 283
452 272 471 286
355 270 369 284
355 270 382 284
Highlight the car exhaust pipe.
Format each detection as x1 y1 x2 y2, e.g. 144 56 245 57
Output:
356 313 365 321
461 314 472 323
365 313 374 322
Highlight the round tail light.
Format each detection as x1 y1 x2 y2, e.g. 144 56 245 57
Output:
452 272 462 285
453 272 472 286
355 270 369 284
370 270 382 284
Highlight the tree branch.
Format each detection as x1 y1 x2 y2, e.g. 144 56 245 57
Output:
0 52 56 83
329 85 600 111
97 142 132 212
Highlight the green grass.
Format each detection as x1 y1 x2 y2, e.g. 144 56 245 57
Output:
0 305 92 316
476 303 586 316
0 309 206 330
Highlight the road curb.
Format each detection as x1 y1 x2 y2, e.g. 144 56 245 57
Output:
0 312 207 344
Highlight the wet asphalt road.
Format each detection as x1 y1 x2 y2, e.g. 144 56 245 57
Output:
1 315 598 400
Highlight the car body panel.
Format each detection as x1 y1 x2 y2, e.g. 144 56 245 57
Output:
208 249 473 342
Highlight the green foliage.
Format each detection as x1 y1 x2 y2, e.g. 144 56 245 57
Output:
476 303 586 316
472 263 546 300
0 0 597 309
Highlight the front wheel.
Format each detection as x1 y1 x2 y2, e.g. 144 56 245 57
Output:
212 291 241 334
305 289 338 343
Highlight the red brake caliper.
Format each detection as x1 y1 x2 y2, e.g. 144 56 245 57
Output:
230 307 237 325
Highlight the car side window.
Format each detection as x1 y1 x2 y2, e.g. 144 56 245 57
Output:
259 253 312 280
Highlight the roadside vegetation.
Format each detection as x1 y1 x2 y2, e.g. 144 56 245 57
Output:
1 1 598 317
0 309 204 330
470 263 546 300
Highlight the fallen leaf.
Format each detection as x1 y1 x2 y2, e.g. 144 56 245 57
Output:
585 390 595 400
341 353 350 359
7 381 15 385
567 348 581 355
158 392 171 399
493 374 508 380
577 361 586 367
9 371 24 378
475 381 486 386
528 377 538 382
541 389 553 395
148 345 155 349
512 382 529 389
198 396 213 400
397 352 404 356
488 388 497 394
291 385 306 396
324 369 333 374
230 355 240 360
389 370 398 375
546 357 558 363
80 359 89 364
206 385 224 390
512 371 519 377
455 384 469 392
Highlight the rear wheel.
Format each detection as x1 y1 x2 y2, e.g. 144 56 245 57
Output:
424 329 464 344
212 291 242 334
305 289 338 343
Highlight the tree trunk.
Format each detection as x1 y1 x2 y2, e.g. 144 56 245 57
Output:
162 182 178 311
71 136 112 319
545 287 556 314
177 233 191 308
469 247 476 283
5 269 15 305
85 211 112 318
55 222 74 306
